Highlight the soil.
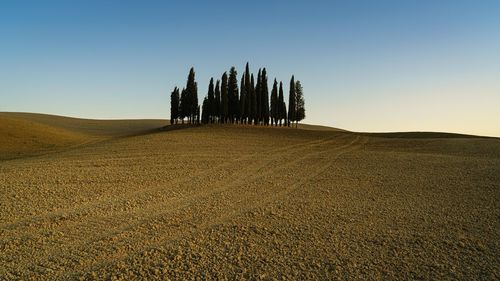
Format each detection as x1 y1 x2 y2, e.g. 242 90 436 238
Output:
1 114 499 280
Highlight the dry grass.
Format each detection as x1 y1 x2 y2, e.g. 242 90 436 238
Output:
1 113 499 280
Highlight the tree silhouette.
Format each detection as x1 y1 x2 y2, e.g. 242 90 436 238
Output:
250 73 257 125
244 63 252 124
207 78 215 123
170 87 180 124
196 105 200 124
194 82 199 123
214 79 221 123
295 80 305 126
180 88 188 124
261 68 270 126
228 67 239 124
201 97 209 124
221 72 229 124
255 69 262 124
185 67 198 124
278 81 287 126
288 75 296 127
270 79 278 126
239 73 246 124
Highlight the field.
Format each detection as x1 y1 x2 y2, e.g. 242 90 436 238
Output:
1 112 499 280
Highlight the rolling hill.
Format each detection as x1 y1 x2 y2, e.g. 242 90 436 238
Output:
0 112 167 160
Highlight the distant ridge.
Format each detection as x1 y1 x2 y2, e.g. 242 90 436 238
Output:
356 131 498 139
0 112 167 137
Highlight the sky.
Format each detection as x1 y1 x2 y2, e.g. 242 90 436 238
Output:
1 0 499 137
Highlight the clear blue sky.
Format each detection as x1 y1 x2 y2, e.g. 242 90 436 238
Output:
1 0 499 136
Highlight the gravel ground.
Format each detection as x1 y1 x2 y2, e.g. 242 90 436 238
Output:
1 124 499 280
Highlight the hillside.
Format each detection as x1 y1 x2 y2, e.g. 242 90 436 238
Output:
0 114 90 160
0 112 167 160
1 113 499 280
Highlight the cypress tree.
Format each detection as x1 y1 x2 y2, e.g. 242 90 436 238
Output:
177 87 182 124
270 79 278 126
185 67 198 123
201 97 209 124
239 73 246 124
228 67 239 124
196 105 200 124
180 88 188 124
194 82 199 122
221 72 229 124
244 63 252 124
261 68 270 126
250 74 257 125
170 87 180 125
214 80 221 123
278 81 286 126
255 69 262 124
288 75 296 127
295 80 305 127
207 78 215 123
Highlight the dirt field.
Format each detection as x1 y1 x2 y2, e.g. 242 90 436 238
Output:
1 113 499 280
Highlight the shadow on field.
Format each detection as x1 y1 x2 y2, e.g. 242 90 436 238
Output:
124 124 200 138
128 125 499 141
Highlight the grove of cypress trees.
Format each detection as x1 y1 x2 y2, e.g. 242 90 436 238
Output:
170 87 180 124
228 67 239 124
221 72 229 124
207 78 215 123
270 79 278 126
214 80 221 123
288 75 296 127
261 68 270 126
278 81 287 126
169 65 303 128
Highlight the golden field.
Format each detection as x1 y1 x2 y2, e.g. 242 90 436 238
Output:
1 112 499 280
